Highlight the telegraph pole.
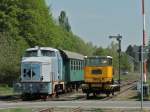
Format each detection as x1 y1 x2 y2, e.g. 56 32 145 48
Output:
141 0 147 110
117 36 122 86
109 34 122 90
142 0 147 82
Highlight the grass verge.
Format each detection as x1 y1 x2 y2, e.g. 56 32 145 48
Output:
0 84 13 96
0 108 33 112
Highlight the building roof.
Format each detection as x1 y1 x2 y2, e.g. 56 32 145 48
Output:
60 50 84 60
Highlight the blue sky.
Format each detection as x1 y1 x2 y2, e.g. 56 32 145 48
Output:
46 0 150 51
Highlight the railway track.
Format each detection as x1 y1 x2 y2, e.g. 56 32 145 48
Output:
101 80 138 101
0 90 84 102
74 80 138 101
38 107 81 112
0 80 138 102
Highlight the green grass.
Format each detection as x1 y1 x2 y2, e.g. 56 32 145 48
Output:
95 109 103 112
0 85 13 96
146 73 150 84
113 72 140 81
146 74 150 100
0 108 33 112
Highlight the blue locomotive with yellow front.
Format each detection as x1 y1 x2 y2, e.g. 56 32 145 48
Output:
20 46 84 98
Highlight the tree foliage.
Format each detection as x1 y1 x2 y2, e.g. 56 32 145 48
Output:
94 41 131 73
58 10 71 32
126 45 134 57
0 0 95 84
0 0 132 85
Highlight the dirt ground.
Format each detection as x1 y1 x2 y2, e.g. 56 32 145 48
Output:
110 86 139 101
35 108 150 112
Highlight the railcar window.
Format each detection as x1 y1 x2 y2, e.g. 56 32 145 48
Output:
24 50 37 57
80 61 82 70
41 50 55 57
76 61 78 70
81 61 83 69
71 60 74 70
78 61 80 70
77 61 78 70
74 60 76 70
79 61 81 70
71 60 73 70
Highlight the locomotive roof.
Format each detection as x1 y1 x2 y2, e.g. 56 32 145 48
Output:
60 50 84 60
26 47 84 60
26 47 59 52
85 56 113 59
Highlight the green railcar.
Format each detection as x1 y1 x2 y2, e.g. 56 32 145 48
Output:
59 50 84 91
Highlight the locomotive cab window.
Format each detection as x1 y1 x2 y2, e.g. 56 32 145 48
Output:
108 58 112 65
41 50 56 57
85 57 112 66
24 50 37 57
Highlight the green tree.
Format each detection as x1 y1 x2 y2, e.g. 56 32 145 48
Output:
120 53 131 71
93 47 108 56
108 42 131 72
0 33 28 85
0 0 97 85
126 45 134 57
58 10 71 32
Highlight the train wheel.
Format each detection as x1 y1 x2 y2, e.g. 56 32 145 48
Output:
52 92 56 98
55 92 59 98
93 92 96 97
86 93 90 99
76 86 79 92
106 93 110 97
21 94 26 101
21 94 29 101
42 95 48 101
112 91 114 96
75 84 79 92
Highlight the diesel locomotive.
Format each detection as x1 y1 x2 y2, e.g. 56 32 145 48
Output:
82 56 119 98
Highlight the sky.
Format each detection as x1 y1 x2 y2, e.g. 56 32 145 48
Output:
46 0 150 51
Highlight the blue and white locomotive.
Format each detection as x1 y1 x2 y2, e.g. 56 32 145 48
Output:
21 46 84 98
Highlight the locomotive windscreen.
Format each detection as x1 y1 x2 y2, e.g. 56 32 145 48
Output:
22 63 41 81
85 57 112 66
41 50 55 57
24 50 56 57
24 50 37 57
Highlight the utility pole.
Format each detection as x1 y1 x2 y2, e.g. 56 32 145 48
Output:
109 34 122 90
141 0 147 110
142 0 147 83
117 36 121 87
